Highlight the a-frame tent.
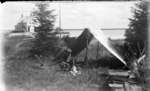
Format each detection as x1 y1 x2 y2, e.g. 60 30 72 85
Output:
89 28 127 66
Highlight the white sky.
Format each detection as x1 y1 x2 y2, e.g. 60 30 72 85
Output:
0 1 138 39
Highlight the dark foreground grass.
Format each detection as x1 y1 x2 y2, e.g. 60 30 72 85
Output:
4 56 111 91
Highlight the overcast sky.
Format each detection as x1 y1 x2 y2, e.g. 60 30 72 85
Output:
0 1 137 39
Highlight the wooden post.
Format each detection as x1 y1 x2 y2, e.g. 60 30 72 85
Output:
96 42 100 59
60 31 61 38
84 36 88 65
59 3 62 38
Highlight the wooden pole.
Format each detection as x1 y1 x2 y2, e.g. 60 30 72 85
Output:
59 3 62 38
96 42 100 59
84 37 88 65
59 3 61 30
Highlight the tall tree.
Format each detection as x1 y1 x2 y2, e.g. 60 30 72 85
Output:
32 2 55 35
30 2 58 57
124 1 148 60
124 1 148 90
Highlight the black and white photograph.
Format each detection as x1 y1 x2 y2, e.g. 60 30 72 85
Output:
0 1 149 91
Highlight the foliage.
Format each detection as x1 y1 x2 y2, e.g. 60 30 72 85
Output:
30 2 59 57
3 35 31 57
124 1 148 61
31 37 63 57
32 2 55 33
124 2 148 87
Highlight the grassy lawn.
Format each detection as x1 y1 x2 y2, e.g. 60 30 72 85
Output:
3 35 111 91
5 55 142 91
4 57 111 91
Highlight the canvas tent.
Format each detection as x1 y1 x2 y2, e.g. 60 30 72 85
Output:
89 28 127 65
56 28 127 66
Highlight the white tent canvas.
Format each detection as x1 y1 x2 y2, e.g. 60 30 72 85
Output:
89 28 127 65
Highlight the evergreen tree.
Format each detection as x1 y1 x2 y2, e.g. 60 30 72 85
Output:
124 1 148 60
124 2 148 89
30 2 58 57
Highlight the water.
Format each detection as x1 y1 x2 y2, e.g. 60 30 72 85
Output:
89 28 127 65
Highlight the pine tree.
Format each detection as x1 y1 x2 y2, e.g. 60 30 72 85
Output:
124 2 148 90
30 2 58 57
124 1 148 60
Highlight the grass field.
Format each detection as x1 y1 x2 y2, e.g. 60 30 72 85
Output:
4 34 112 91
5 60 111 91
